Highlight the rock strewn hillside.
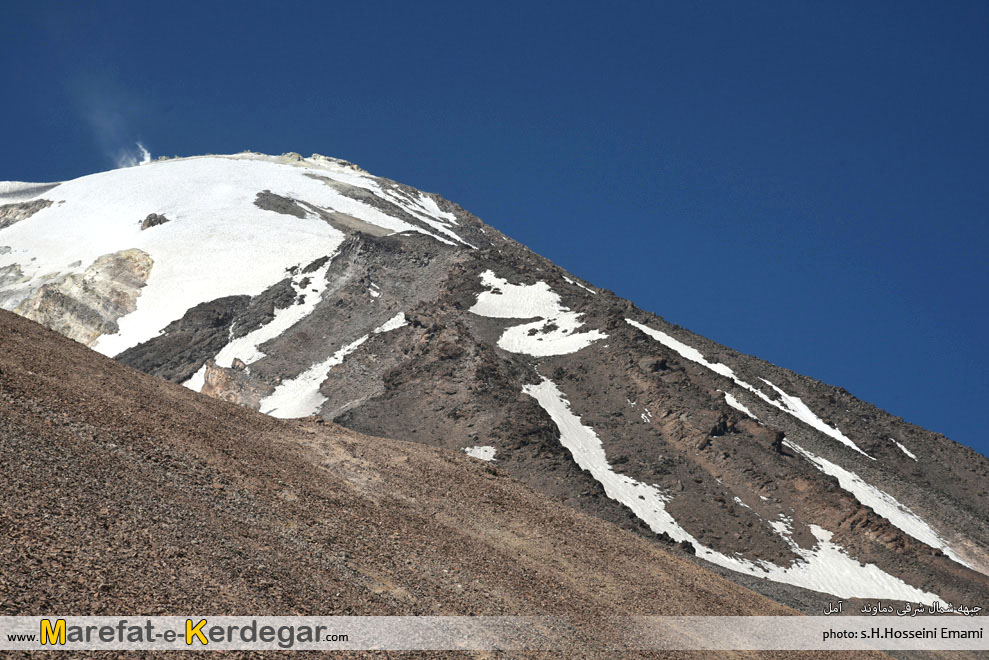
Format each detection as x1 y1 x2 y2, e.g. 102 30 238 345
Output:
2 152 986 616
0 308 897 659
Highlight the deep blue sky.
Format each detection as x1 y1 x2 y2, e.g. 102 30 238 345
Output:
3 2 987 456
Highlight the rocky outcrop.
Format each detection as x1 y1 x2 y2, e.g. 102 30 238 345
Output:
200 359 273 408
116 295 250 382
254 190 307 218
0 198 52 230
10 307 859 640
140 212 170 229
15 248 153 346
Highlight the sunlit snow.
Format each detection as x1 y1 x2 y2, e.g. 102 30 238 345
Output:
562 275 597 294
463 445 496 461
0 155 466 356
892 438 919 461
259 312 407 418
722 391 757 419
625 319 871 458
523 377 940 601
784 440 974 570
188 258 339 393
470 270 606 356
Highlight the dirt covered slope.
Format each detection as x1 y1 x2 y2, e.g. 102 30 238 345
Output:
0 310 892 658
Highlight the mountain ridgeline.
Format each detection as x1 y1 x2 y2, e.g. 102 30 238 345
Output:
1 152 986 615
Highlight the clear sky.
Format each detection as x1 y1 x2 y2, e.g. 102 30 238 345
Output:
3 1 987 456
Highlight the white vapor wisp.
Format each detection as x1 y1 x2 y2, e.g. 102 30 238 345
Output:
115 142 152 168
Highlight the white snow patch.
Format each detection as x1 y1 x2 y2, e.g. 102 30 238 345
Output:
757 379 871 458
260 334 370 418
375 187 474 247
258 312 407 418
182 363 208 392
178 257 338 393
626 319 871 458
733 496 752 510
0 155 459 354
374 312 408 333
523 377 940 601
722 391 757 419
470 270 606 356
217 259 334 367
785 440 974 570
892 438 918 461
768 514 794 540
463 445 496 461
416 194 458 225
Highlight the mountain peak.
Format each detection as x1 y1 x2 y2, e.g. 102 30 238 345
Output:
2 152 987 614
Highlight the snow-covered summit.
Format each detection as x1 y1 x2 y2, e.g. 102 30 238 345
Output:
0 152 482 356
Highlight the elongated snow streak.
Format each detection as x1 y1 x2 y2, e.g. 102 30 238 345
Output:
259 312 408 418
523 377 939 601
375 312 408 333
379 189 475 248
182 258 338 393
784 440 975 571
470 270 606 356
625 319 871 458
562 275 597 294
260 335 369 418
892 439 918 461
722 391 757 419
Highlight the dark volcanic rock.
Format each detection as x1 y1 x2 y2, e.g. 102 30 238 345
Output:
140 212 170 229
117 295 250 382
8 154 987 622
230 277 297 339
5 308 879 659
254 190 307 218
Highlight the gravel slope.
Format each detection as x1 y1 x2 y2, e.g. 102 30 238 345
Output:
0 310 891 659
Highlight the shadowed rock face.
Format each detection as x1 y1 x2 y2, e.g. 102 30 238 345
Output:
116 295 250 382
15 248 153 346
2 153 987 618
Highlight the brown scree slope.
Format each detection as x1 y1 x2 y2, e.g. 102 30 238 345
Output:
0 310 887 659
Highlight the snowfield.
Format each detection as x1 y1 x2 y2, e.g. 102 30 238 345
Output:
785 440 974 570
0 154 466 357
184 256 339 392
626 318 980 573
722 390 757 419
